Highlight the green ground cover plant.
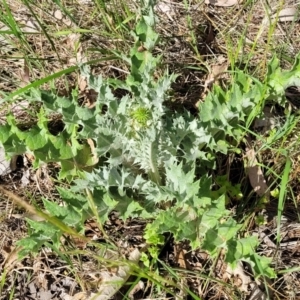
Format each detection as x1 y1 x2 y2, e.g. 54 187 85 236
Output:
1 0 291 270
1 0 300 298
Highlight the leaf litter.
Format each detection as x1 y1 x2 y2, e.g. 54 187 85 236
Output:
244 137 270 199
204 0 241 7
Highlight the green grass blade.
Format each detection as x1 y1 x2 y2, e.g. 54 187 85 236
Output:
2 56 118 102
276 158 291 244
22 0 61 60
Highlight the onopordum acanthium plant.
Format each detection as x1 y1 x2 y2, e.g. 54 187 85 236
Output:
4 0 300 279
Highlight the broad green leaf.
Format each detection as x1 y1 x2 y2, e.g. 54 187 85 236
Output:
75 106 94 120
57 186 87 203
26 219 59 236
0 124 11 143
73 142 98 168
59 160 78 180
43 198 67 217
226 236 258 264
245 254 276 279
61 207 83 226
53 135 76 160
25 128 48 150
2 134 26 155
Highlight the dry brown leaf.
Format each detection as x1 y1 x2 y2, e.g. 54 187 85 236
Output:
196 56 229 107
37 291 53 300
128 281 145 299
35 266 49 291
63 18 73 27
21 18 40 33
53 9 63 20
78 76 87 92
245 138 269 198
71 236 88 250
1 245 21 273
275 7 299 22
63 23 87 65
248 283 268 300
66 33 84 65
174 245 187 269
205 0 241 7
224 261 252 292
154 2 175 21
128 280 145 299
19 60 30 87
84 89 98 108
88 249 141 300
65 292 89 300
0 147 18 175
77 0 92 4
34 163 54 194
87 138 99 165
204 58 228 91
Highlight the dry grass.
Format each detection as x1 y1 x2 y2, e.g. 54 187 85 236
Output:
1 0 300 299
